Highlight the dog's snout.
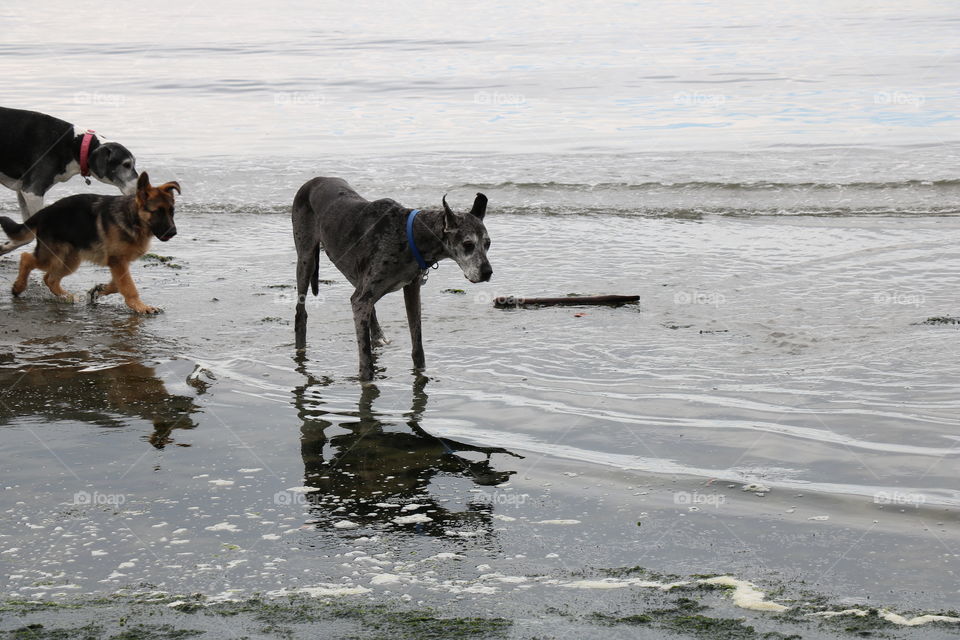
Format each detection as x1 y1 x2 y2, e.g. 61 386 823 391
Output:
159 228 177 241
480 264 493 282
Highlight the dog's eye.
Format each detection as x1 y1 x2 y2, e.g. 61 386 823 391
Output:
462 241 476 253
123 161 132 168
484 239 491 249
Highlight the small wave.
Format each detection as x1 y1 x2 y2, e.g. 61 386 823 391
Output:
459 178 960 192
172 202 960 219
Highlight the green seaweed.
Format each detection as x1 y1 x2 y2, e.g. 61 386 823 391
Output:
108 625 205 640
663 614 757 638
587 612 653 626
140 254 183 270
3 624 102 640
916 316 960 325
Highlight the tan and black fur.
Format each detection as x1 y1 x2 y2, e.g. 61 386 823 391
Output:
0 172 180 314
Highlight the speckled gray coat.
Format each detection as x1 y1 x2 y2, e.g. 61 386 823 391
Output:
292 177 491 381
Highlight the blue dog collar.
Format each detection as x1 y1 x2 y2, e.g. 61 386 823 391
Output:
406 209 431 271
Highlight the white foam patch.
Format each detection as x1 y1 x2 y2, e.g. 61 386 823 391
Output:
268 584 371 598
879 610 960 626
204 523 240 532
809 609 960 627
808 609 869 618
562 578 688 590
393 514 432 525
699 576 788 612
333 521 359 529
534 519 581 525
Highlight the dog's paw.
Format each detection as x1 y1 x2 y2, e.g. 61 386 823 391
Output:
56 293 77 304
87 284 106 304
137 305 163 315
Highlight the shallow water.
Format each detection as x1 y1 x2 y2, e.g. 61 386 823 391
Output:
2 0 960 635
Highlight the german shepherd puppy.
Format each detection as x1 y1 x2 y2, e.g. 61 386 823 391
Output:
0 172 180 314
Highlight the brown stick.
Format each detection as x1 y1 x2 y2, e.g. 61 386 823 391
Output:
494 295 640 308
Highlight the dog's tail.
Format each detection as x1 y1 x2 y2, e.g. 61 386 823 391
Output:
0 216 35 255
310 244 320 296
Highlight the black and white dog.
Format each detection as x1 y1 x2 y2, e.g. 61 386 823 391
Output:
0 107 139 240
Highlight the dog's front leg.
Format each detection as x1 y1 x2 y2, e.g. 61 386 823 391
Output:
109 259 161 314
403 282 425 370
16 190 44 222
351 289 376 381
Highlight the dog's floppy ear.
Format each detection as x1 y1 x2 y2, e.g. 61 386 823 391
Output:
470 193 487 220
442 194 457 233
96 144 112 160
159 181 181 196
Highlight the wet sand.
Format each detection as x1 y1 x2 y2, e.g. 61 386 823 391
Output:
1 208 959 638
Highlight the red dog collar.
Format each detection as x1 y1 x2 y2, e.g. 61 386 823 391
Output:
79 130 95 177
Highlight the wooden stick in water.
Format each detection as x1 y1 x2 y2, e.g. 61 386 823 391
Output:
494 295 640 308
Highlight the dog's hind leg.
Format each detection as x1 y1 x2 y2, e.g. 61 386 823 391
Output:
403 282 425 370
12 252 37 296
294 245 318 351
369 307 390 346
42 252 80 302
350 289 377 381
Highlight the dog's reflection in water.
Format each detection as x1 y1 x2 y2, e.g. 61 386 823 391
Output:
295 374 523 536
0 354 199 449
